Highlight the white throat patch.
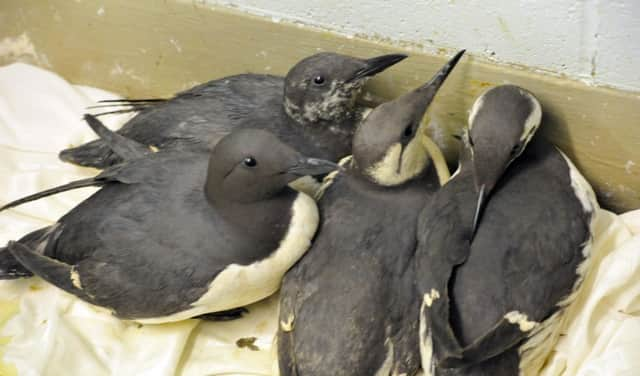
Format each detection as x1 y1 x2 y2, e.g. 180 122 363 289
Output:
365 135 430 186
136 193 319 324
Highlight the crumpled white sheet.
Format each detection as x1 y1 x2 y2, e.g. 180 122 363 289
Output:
0 62 638 375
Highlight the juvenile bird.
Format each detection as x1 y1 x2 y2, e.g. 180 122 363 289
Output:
59 52 407 168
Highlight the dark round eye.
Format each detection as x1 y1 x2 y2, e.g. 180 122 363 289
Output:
403 124 413 138
243 157 257 167
313 75 325 85
510 144 521 156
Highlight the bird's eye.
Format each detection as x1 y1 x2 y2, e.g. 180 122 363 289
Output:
243 157 257 167
313 75 325 85
403 124 413 138
510 144 522 156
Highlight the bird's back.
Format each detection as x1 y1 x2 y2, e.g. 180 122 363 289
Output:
119 74 285 149
450 139 592 353
60 75 287 167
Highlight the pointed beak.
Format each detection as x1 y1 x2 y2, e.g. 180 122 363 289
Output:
414 49 466 106
390 50 466 130
287 157 340 177
349 53 408 82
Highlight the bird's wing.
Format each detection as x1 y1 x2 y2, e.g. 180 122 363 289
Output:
7 240 91 301
416 193 473 367
83 114 150 160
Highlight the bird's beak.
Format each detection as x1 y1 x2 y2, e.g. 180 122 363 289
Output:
286 157 341 177
410 49 466 108
349 53 408 82
391 50 466 134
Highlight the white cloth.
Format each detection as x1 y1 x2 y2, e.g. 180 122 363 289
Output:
0 62 638 375
539 210 640 376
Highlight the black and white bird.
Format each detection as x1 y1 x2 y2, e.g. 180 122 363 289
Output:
0 115 338 323
277 51 465 376
416 85 599 375
59 52 407 168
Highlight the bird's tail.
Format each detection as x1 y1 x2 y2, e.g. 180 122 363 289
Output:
87 98 165 117
0 177 105 212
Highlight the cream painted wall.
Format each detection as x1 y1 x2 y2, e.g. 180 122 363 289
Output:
207 0 639 92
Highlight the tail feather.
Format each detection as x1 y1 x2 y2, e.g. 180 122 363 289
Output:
93 108 147 117
83 114 149 161
0 177 103 212
7 241 85 298
96 98 166 104
87 98 166 117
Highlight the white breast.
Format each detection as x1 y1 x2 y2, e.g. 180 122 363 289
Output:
137 193 319 324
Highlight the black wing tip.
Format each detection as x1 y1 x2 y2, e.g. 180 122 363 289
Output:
83 113 104 130
7 241 31 260
7 241 84 297
58 144 113 168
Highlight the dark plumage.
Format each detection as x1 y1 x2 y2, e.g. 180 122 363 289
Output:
1 120 338 323
277 51 465 375
416 85 597 375
59 52 407 168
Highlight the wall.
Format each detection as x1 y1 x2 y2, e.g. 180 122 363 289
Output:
206 0 640 92
0 0 638 211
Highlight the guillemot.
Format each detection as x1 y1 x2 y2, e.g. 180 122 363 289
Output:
416 85 598 375
277 51 465 375
59 52 407 168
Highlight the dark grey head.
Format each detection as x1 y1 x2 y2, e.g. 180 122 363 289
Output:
466 85 542 194
283 52 408 124
463 85 542 233
352 50 465 186
205 129 339 204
